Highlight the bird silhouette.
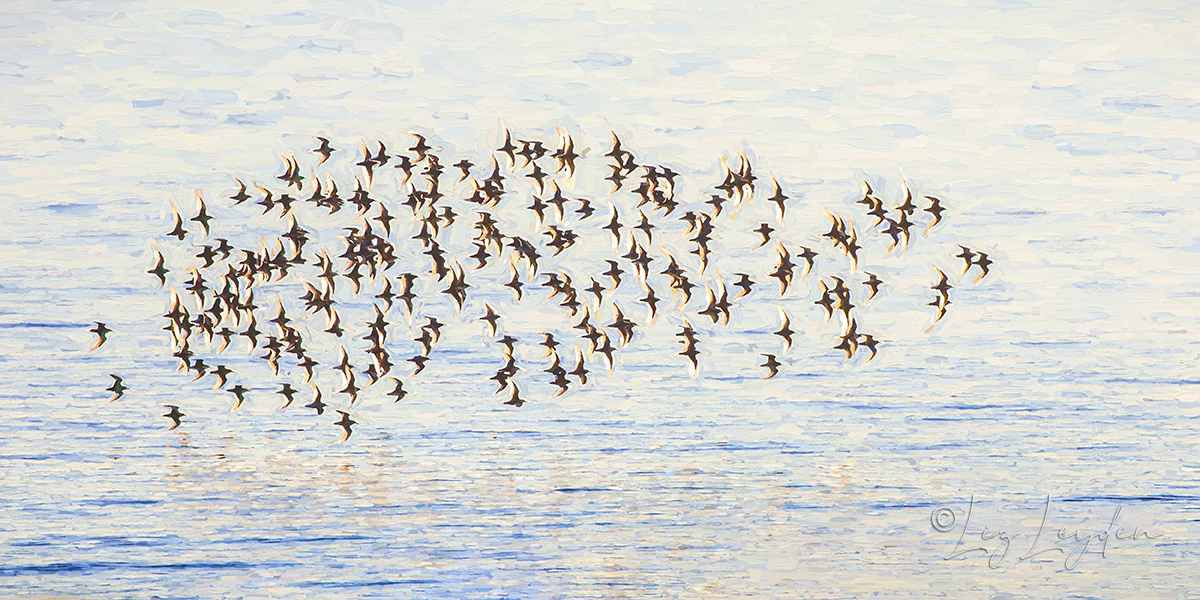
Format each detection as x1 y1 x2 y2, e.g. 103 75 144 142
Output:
387 377 407 402
90 322 111 350
147 249 169 286
504 383 524 407
306 385 327 415
761 354 781 379
335 410 356 443
107 374 127 402
862 273 883 301
227 385 249 410
163 405 184 431
278 383 298 410
775 311 794 351
972 252 993 283
754 223 775 248
313 136 335 165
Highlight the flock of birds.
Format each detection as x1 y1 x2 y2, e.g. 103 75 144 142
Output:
91 126 995 443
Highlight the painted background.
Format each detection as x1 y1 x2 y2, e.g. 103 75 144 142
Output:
1 0 1197 597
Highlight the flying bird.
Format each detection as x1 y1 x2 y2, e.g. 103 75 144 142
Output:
387 377 407 402
454 158 473 182
409 132 431 160
497 129 518 166
859 334 880 363
480 304 501 337
270 384 296 411
931 267 953 300
313 136 335 165
504 383 524 407
775 311 794 351
553 130 580 177
335 410 356 443
306 385 327 415
761 354 781 379
732 274 754 300
167 203 187 240
189 191 213 235
767 177 789 222
409 355 429 376
210 364 232 390
862 273 883 301
90 322 111 350
147 249 168 286
972 252 993 283
955 246 976 274
570 345 589 385
230 177 251 205
923 196 945 236
106 374 127 402
163 405 184 431
228 385 249 410
754 223 775 248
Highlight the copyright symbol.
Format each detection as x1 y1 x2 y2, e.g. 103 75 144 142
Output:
930 507 956 532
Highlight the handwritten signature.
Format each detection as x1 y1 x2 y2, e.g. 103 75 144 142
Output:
930 495 1162 569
